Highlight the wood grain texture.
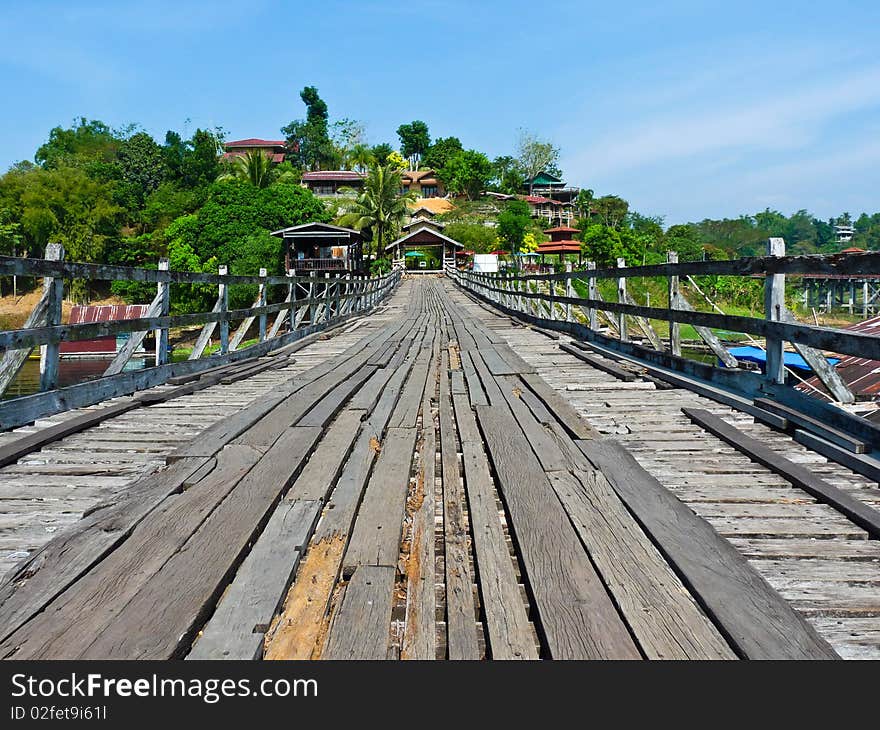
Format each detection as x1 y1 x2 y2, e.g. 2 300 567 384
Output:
187 499 321 660
475 405 640 659
578 438 839 659
321 565 396 660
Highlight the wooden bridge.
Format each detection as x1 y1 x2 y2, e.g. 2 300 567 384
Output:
1 247 880 660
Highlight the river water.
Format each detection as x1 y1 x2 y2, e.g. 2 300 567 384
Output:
2 357 153 400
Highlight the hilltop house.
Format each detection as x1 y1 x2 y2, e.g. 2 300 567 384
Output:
271 222 363 274
223 138 286 163
400 169 445 198
300 170 365 197
523 171 580 203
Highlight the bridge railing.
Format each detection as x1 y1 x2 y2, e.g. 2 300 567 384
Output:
0 245 401 428
448 239 880 410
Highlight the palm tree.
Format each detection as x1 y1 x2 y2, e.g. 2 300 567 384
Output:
350 143 374 174
218 149 275 188
337 164 416 260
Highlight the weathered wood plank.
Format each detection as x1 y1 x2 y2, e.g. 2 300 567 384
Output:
577 438 840 659
475 405 640 659
187 499 321 660
342 427 417 576
0 456 211 645
683 408 880 540
321 565 396 660
439 358 480 660
78 427 322 659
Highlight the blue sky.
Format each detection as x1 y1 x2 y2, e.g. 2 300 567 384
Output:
1 0 879 224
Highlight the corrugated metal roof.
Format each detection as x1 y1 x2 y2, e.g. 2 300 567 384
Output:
796 315 880 401
60 305 150 355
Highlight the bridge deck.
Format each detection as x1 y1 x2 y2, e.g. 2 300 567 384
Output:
0 276 876 659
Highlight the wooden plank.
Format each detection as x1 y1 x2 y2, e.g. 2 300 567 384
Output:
342 427 417 576
755 398 869 454
0 400 138 469
0 456 211 644
577 438 840 659
682 408 880 540
459 351 487 406
518 372 599 440
78 427 322 659
559 342 637 381
439 358 480 660
288 410 366 502
321 565 396 660
459 436 537 659
475 404 640 659
187 499 321 660
401 348 438 660
792 429 880 485
546 466 736 659
0 445 263 659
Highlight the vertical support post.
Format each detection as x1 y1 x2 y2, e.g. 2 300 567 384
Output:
548 277 555 320
309 271 318 324
586 261 597 330
258 267 267 343
565 261 573 322
334 274 342 318
617 257 628 342
667 251 681 357
218 264 229 355
155 258 170 366
324 272 332 323
39 243 64 391
287 270 296 333
864 280 869 317
764 237 786 385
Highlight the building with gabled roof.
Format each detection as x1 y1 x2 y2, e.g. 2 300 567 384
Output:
271 222 363 273
223 138 287 163
386 225 463 270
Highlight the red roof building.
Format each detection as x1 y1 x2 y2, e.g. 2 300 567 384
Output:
300 170 365 196
223 138 286 164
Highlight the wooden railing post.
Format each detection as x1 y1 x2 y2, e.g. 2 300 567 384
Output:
586 261 598 330
764 237 786 384
258 267 267 343
218 264 229 355
548 275 555 320
617 257 628 342
667 251 681 357
324 272 332 323
308 271 318 324
155 258 170 366
565 261 573 322
287 269 296 333
39 243 64 391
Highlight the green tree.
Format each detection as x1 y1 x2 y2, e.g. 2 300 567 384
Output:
497 199 532 257
490 155 524 194
444 222 499 253
219 149 276 188
116 131 169 216
336 164 416 259
593 195 629 229
439 150 493 200
370 143 394 164
422 136 463 170
35 118 119 170
282 86 336 170
664 223 704 262
396 120 431 168
516 129 560 194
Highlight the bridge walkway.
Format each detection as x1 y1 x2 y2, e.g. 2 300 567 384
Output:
0 276 873 659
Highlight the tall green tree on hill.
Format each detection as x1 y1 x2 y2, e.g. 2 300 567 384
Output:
396 120 431 169
422 136 463 170
439 150 493 200
497 199 532 260
282 86 336 170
